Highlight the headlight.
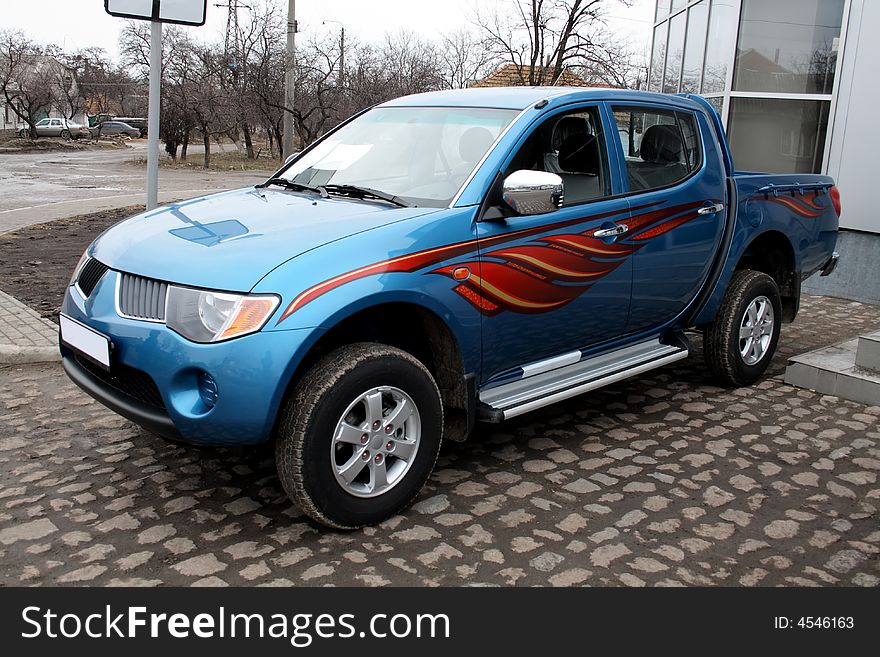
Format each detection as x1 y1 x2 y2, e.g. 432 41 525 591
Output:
69 249 90 288
165 286 280 343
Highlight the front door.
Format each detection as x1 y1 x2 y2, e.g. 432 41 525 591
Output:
608 104 727 333
473 104 633 384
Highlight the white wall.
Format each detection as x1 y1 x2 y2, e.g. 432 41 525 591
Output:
825 0 880 233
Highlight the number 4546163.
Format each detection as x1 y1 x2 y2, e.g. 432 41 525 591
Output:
774 617 854 629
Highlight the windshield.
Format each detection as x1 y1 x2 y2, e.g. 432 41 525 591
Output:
280 106 518 207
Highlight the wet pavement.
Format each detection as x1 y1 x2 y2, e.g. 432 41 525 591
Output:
0 142 266 233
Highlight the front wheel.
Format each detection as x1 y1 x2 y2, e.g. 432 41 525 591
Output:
276 343 443 529
18 128 30 138
60 129 71 140
704 270 782 387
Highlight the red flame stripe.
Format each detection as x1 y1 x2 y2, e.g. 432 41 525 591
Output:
276 203 646 323
630 211 700 241
276 199 704 324
493 246 626 281
766 195 822 218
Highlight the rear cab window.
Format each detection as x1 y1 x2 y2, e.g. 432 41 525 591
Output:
611 106 702 193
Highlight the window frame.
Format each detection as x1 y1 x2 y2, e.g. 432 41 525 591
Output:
489 102 621 213
606 102 707 197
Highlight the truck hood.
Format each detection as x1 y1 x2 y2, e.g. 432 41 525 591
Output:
91 187 437 291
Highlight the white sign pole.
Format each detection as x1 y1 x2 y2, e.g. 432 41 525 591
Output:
105 1 207 210
146 19 162 211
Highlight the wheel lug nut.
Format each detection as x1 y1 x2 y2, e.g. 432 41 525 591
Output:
384 424 393 434
386 441 394 451
362 450 370 460
372 421 381 430
360 434 369 444
374 454 383 464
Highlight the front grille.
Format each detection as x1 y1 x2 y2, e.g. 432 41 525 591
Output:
77 258 109 297
75 355 166 410
118 272 168 321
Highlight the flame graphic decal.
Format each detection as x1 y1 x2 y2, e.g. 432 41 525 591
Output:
277 199 711 324
431 200 707 315
761 190 827 219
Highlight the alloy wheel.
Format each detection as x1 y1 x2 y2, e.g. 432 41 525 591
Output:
739 295 775 366
330 386 421 498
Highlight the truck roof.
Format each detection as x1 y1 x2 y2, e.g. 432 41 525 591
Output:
381 87 706 111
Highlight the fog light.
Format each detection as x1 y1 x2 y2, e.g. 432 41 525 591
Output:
198 372 219 409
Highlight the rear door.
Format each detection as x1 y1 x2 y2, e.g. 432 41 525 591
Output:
475 103 632 383
608 104 727 333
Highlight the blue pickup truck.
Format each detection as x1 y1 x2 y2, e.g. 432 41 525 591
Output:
60 88 840 528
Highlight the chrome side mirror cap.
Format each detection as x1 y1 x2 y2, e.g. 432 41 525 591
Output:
502 170 564 216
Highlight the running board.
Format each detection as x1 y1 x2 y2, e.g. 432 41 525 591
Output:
478 338 689 422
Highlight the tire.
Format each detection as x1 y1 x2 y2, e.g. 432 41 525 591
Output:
276 343 443 529
60 129 71 140
18 128 29 138
704 270 782 387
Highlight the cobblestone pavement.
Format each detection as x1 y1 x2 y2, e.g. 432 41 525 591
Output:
1 295 878 587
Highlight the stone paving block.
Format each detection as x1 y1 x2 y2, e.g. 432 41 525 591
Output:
0 289 59 364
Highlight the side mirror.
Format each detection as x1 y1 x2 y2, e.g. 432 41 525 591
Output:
284 151 300 166
502 170 564 216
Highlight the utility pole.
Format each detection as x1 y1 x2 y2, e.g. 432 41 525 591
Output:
282 0 297 158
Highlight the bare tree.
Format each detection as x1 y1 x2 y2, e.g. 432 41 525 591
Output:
473 0 633 85
57 47 143 121
577 35 648 89
0 30 57 137
439 30 498 89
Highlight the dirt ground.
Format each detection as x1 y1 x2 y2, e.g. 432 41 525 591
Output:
0 135 129 154
132 150 281 172
0 206 138 321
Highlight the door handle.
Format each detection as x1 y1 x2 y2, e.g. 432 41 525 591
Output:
698 203 725 215
593 224 628 238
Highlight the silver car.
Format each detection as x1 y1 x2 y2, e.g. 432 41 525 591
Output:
91 121 141 139
18 118 90 140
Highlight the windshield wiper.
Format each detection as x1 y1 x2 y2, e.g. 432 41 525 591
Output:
322 184 413 208
257 178 328 197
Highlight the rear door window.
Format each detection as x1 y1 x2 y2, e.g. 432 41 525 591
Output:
611 106 702 192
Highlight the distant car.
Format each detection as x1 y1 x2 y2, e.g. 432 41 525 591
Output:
113 117 148 138
18 118 90 140
92 121 141 139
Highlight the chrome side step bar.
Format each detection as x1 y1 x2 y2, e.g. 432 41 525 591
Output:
478 338 689 422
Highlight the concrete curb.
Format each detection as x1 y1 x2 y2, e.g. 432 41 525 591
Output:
0 344 61 365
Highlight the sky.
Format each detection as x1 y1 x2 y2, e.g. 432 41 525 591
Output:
2 0 656 61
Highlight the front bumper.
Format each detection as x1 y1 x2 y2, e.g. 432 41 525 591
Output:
61 352 183 442
60 270 314 446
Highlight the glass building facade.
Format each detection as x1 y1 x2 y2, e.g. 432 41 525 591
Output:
649 0 847 174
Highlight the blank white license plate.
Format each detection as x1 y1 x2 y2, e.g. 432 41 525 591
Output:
60 315 111 368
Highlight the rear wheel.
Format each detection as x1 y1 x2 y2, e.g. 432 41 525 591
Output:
18 128 30 138
704 270 782 387
60 129 71 140
275 343 443 529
